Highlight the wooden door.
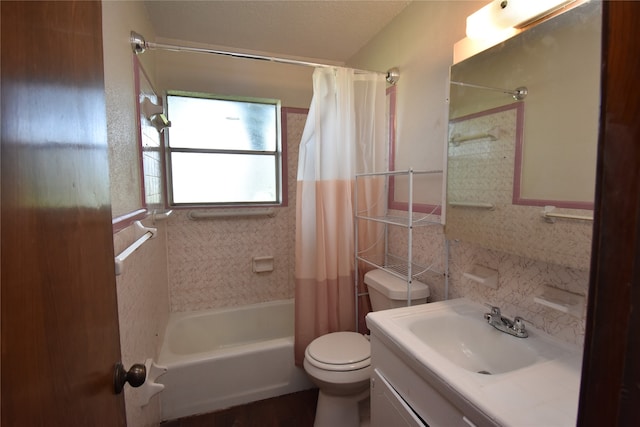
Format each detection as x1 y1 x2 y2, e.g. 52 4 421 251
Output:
1 1 126 425
578 1 640 425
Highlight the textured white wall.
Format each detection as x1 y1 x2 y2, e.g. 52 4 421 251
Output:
103 2 170 426
349 1 481 191
155 38 315 109
103 1 157 218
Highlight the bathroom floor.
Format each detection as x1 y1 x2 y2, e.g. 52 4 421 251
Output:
161 388 319 427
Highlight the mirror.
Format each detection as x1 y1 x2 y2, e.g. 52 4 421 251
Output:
445 1 601 270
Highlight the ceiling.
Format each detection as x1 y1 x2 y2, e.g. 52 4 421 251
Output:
143 0 412 63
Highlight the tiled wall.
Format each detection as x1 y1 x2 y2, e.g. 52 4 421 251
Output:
137 59 165 209
165 108 307 312
385 103 590 347
389 220 588 347
113 220 170 426
447 105 517 212
446 103 593 271
448 240 588 347
442 101 591 346
387 219 447 300
162 106 589 347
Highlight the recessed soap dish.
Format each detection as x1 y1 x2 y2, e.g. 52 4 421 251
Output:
463 265 498 289
533 285 585 317
252 256 274 273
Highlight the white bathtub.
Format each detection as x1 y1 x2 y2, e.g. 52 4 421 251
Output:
157 299 313 421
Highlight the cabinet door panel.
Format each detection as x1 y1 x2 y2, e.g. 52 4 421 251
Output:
371 369 426 427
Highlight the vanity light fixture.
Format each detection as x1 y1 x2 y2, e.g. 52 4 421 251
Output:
466 0 576 40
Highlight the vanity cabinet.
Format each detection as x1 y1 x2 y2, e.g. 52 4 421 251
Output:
367 298 582 426
354 169 445 306
370 333 497 427
370 369 425 427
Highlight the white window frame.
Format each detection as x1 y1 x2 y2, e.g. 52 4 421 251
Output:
165 91 283 208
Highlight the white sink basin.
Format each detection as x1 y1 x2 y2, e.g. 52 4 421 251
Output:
408 313 538 374
366 298 583 426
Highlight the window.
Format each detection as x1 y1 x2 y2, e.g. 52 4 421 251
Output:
165 92 282 207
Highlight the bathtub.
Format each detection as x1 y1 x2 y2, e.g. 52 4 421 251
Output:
157 299 314 421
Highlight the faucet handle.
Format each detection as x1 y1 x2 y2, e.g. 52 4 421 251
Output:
513 316 529 335
484 303 501 316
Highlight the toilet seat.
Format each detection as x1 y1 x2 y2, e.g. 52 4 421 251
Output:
305 332 371 372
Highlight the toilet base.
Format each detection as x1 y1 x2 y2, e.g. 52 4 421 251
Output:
313 388 370 427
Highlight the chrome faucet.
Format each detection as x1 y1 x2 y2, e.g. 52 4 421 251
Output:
483 304 528 338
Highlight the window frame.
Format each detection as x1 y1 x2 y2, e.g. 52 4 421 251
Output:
164 91 283 208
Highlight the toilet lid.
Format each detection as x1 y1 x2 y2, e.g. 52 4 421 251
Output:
305 332 371 371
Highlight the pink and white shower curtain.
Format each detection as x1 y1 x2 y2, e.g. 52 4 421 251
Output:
294 67 386 365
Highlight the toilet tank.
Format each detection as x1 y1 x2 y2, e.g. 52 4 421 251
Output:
364 269 429 311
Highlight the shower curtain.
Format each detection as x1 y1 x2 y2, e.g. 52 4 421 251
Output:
294 67 386 365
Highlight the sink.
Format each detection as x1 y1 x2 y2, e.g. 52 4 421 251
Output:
366 298 583 426
408 313 538 374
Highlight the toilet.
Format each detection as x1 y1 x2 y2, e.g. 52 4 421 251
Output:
303 269 429 427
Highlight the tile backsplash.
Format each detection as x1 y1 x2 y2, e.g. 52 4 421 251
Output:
389 215 588 346
448 239 588 347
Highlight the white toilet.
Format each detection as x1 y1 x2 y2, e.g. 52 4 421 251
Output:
303 269 429 427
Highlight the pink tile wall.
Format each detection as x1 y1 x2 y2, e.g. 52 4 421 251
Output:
442 102 590 346
165 109 307 312
448 240 588 347
446 104 592 270
113 220 170 424
388 220 588 346
136 57 165 210
163 105 588 347
386 219 447 299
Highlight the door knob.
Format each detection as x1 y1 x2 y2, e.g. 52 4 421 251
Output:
114 362 146 394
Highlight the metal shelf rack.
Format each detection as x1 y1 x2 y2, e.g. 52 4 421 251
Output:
354 169 447 331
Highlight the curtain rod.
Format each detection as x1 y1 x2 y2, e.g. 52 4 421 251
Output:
131 31 400 85
450 80 527 100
